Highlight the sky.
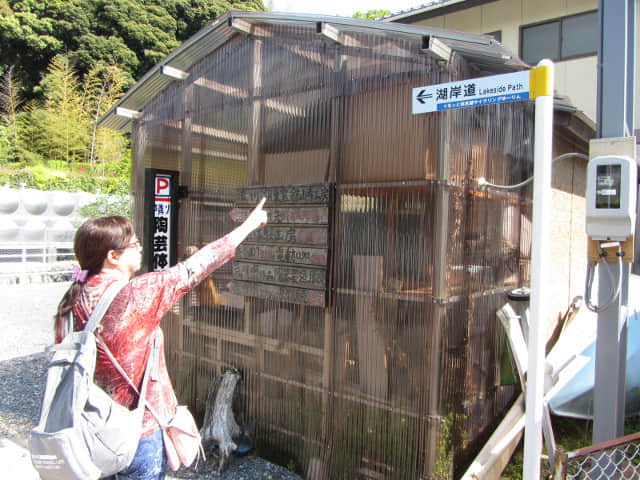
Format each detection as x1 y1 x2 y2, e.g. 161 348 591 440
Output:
266 0 427 18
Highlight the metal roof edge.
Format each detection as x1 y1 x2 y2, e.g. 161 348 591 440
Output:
97 10 524 132
381 0 502 23
231 10 493 45
97 11 237 131
381 0 465 22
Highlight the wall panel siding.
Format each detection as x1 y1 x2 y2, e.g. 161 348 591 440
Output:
131 22 540 478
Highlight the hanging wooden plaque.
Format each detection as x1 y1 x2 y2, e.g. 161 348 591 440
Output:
231 183 333 307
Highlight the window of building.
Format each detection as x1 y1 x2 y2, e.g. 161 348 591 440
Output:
520 11 598 65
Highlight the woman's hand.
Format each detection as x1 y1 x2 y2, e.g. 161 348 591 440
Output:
243 197 268 233
228 197 268 247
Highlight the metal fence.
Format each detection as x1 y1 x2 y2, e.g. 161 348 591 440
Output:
0 242 74 283
554 431 640 480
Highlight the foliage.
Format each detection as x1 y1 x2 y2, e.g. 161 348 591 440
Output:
83 63 131 165
77 194 132 219
0 0 266 196
0 0 11 15
434 415 455 480
0 54 131 192
0 0 266 99
0 124 10 159
0 65 23 162
38 54 90 163
353 9 391 20
0 158 130 194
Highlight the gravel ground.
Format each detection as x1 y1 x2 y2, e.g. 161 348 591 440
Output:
0 281 303 480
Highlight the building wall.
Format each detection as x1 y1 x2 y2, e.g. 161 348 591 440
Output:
406 0 640 132
550 142 588 334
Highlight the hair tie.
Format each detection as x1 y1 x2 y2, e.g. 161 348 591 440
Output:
71 264 88 283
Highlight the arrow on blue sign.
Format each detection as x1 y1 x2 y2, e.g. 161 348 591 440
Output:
415 89 433 104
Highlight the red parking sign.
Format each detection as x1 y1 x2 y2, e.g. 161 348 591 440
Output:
155 176 171 197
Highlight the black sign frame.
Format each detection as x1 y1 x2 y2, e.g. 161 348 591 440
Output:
144 169 179 272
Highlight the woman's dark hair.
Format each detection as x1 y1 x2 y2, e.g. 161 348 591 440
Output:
54 216 134 340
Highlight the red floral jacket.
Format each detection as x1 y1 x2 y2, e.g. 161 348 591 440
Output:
56 236 236 438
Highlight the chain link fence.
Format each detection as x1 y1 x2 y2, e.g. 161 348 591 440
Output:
553 431 640 479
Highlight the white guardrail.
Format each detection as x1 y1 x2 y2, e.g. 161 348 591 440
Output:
0 242 75 283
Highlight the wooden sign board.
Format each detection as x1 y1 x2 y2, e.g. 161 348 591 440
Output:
231 183 333 307
230 206 329 224
236 244 328 266
232 280 326 307
248 225 328 246
236 183 332 204
233 261 326 289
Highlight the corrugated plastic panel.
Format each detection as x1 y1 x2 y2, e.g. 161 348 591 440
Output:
99 11 527 132
128 18 534 479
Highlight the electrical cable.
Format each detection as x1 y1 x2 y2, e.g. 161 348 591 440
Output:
584 242 623 313
477 152 589 190
477 151 626 312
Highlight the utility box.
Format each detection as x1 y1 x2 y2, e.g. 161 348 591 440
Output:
586 154 637 241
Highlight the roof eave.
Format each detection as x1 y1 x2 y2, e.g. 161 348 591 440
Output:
97 10 527 132
381 0 499 23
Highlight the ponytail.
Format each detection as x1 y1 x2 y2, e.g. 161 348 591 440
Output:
54 282 84 342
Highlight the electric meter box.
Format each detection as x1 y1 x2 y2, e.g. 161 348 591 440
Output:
586 155 637 241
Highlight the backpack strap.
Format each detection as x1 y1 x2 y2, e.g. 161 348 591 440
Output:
66 312 74 338
139 335 166 426
96 331 159 407
84 280 128 334
104 332 166 427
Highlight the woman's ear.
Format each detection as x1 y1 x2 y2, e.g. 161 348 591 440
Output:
103 249 121 269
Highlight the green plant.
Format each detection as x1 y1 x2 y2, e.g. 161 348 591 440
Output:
77 194 132 219
38 55 90 164
434 412 470 480
0 159 130 194
434 417 454 480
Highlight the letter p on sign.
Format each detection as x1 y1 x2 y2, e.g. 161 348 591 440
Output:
155 176 171 197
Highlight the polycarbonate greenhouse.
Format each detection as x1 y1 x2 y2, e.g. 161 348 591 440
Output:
99 11 593 479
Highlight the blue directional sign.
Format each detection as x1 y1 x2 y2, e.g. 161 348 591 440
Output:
412 70 531 114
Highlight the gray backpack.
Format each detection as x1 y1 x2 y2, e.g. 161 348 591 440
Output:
29 281 155 480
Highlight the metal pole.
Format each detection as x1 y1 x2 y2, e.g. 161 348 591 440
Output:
523 59 554 480
593 0 635 444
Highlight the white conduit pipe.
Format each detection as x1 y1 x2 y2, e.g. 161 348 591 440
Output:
523 58 554 480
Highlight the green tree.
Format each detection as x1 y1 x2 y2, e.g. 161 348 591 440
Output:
0 0 266 98
0 0 267 192
0 1 65 97
82 62 131 165
353 9 391 20
0 65 24 162
38 54 89 164
0 0 11 16
168 0 266 39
